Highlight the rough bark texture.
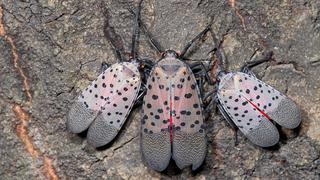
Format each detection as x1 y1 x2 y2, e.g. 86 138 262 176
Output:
0 0 319 179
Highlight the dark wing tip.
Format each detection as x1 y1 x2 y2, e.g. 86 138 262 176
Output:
67 102 97 133
87 114 119 148
246 118 280 147
269 98 301 129
141 132 171 171
172 132 206 170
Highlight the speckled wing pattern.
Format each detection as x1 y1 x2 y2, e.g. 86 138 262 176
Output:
141 60 172 171
170 61 206 170
67 62 141 147
141 57 206 171
217 72 301 147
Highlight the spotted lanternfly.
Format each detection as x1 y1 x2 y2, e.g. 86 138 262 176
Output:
137 6 213 170
67 62 142 147
141 50 207 171
212 51 301 147
67 1 150 147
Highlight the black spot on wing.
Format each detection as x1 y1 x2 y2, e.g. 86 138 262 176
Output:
184 93 192 98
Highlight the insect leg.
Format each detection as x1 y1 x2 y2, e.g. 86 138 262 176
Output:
191 62 215 103
190 61 213 85
197 77 205 98
139 57 155 69
216 102 237 129
134 83 147 106
139 57 155 82
240 51 273 74
100 62 111 73
189 61 211 70
203 101 215 119
203 91 214 104
102 5 126 62
216 101 239 146
180 23 213 59
202 90 215 118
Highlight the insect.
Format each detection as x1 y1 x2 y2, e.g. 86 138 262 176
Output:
138 16 213 171
67 1 152 148
209 45 301 147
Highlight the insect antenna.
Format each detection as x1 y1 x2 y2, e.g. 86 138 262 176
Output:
129 0 143 60
102 4 126 62
128 6 164 54
140 21 164 54
180 19 214 59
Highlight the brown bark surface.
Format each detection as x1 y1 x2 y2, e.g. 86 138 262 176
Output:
0 0 319 179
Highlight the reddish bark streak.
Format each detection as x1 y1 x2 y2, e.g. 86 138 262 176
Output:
13 104 39 158
44 157 59 180
0 6 58 179
228 0 246 30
